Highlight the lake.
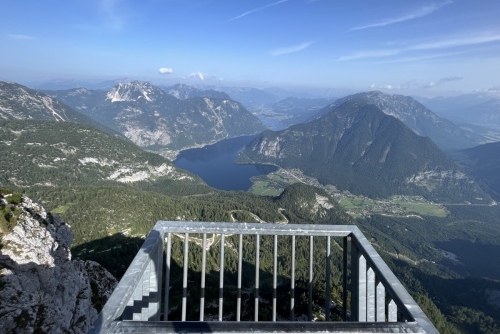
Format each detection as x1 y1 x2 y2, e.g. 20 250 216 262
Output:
173 135 278 191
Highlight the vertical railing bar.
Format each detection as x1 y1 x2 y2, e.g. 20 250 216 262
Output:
367 267 376 322
358 255 367 322
272 234 278 322
350 238 359 321
218 234 225 321
388 299 397 322
375 278 385 322
237 234 243 321
290 235 296 321
164 232 172 321
156 237 163 321
255 234 260 322
308 235 313 321
200 233 207 321
342 236 348 321
325 236 331 321
182 232 189 321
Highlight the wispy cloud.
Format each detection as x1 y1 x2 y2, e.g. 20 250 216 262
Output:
159 68 173 74
424 76 463 88
338 31 500 61
228 0 290 22
337 49 399 61
373 50 468 64
7 33 35 40
409 33 500 50
349 1 452 31
270 41 314 56
370 83 400 90
100 0 128 31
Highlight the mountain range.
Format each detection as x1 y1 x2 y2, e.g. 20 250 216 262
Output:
2 79 500 333
243 97 491 203
45 81 266 156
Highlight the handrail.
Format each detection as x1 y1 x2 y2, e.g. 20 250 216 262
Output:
88 221 439 334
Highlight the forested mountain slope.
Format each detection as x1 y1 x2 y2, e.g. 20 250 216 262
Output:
314 91 488 150
244 99 490 203
0 119 205 193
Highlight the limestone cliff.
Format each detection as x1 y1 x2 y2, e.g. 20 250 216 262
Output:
0 191 117 334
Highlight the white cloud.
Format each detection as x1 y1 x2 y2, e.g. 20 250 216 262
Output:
349 1 453 31
7 33 35 40
270 41 314 56
159 67 173 74
228 0 290 22
188 72 205 81
338 32 500 61
487 86 500 93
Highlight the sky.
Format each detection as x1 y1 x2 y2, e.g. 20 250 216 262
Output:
1 0 500 96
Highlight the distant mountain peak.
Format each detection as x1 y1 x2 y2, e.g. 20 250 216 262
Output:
166 83 230 100
316 90 487 150
106 81 161 103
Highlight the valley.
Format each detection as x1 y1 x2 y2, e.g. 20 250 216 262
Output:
249 168 450 218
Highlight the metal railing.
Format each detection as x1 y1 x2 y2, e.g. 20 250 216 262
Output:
88 221 438 333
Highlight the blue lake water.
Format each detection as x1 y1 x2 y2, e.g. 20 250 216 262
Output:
173 135 277 191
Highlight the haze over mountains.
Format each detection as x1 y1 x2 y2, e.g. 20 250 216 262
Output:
416 93 500 132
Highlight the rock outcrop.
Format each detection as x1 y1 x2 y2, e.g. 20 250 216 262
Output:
0 192 117 334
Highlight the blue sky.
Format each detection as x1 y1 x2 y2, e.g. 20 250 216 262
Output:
1 0 500 95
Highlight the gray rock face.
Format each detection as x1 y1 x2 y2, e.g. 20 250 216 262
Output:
0 194 117 334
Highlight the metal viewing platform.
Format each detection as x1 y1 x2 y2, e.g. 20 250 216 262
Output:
88 221 438 333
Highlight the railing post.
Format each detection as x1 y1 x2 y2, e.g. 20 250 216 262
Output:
308 236 314 321
367 267 376 321
218 234 225 321
358 255 367 322
273 234 277 322
255 234 260 322
350 237 359 321
376 279 385 322
388 299 397 322
290 235 295 321
325 236 331 321
200 233 207 321
164 232 172 321
182 233 189 321
237 234 242 321
342 236 348 321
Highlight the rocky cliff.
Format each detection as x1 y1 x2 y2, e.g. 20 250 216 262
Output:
0 191 117 334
